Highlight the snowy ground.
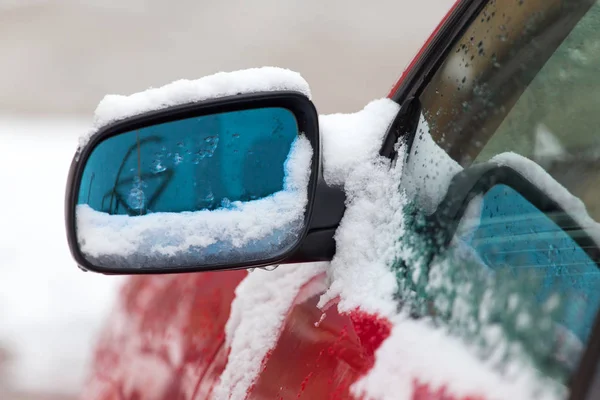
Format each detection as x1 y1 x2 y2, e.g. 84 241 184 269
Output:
0 116 124 397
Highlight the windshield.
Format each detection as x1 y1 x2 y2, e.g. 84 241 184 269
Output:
402 0 600 388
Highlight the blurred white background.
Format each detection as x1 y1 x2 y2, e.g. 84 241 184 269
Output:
0 0 454 398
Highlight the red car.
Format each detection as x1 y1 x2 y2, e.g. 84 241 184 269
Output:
65 0 600 399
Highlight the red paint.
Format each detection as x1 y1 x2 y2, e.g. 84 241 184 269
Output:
244 273 378 399
244 275 394 399
81 270 247 400
387 0 463 99
348 309 392 362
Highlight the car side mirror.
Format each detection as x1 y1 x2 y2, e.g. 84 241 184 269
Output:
65 91 344 274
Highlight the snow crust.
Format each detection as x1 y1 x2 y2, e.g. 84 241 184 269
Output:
213 262 327 400
77 135 313 269
78 67 311 151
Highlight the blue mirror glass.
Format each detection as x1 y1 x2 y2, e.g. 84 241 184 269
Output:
75 107 313 270
455 184 600 347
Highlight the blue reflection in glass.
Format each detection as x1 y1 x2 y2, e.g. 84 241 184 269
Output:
78 107 298 215
457 184 600 343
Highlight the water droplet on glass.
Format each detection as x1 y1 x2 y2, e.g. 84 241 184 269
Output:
194 149 209 161
259 265 279 271
195 136 219 159
127 176 146 211
152 160 166 173
173 153 183 165
221 198 232 209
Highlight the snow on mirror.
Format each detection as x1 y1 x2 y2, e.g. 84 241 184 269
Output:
75 107 313 270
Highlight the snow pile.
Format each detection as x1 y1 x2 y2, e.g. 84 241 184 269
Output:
317 156 404 317
320 99 400 186
79 67 311 150
77 135 313 269
213 262 327 400
317 99 404 317
352 317 566 400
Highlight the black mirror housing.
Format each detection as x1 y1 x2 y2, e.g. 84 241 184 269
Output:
65 91 345 275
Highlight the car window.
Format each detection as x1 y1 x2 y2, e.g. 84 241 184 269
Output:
400 0 600 386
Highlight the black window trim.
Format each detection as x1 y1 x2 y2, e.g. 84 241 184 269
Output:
390 0 489 106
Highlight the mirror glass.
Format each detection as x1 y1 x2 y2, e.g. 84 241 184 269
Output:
454 184 600 364
75 107 313 270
